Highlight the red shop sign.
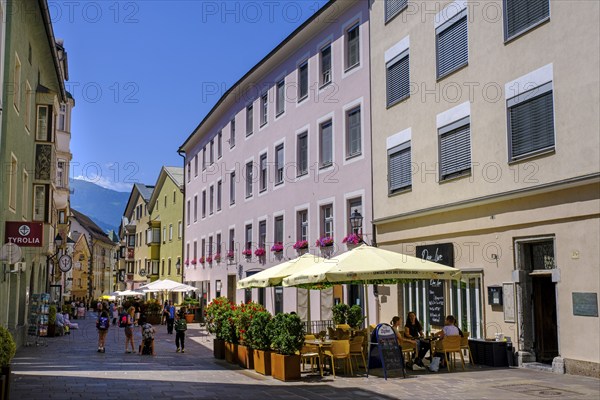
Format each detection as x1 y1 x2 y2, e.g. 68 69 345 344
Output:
5 222 44 247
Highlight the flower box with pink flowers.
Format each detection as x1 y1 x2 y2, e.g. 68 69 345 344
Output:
270 243 284 253
315 236 334 247
254 248 266 257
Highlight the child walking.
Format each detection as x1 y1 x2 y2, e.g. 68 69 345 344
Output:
96 309 110 353
174 310 187 353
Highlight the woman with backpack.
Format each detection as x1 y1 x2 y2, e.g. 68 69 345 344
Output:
124 306 136 353
174 310 187 353
96 309 110 353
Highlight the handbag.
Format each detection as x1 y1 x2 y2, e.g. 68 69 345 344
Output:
429 356 441 372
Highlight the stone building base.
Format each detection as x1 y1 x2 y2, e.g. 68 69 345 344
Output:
565 358 600 379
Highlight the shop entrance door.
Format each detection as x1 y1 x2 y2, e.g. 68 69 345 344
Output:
532 275 558 363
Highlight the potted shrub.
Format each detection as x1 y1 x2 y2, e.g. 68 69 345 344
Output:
234 302 265 369
0 326 16 400
347 305 365 329
183 297 200 322
47 305 57 337
205 297 231 359
268 313 305 381
221 307 238 364
145 299 163 324
248 310 273 375
332 303 350 326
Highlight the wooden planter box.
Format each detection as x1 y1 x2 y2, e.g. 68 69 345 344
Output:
225 342 238 364
1 365 11 400
253 349 272 376
271 353 301 382
237 344 254 369
146 313 161 325
213 339 226 359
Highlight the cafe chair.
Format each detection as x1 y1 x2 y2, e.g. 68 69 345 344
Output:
322 340 353 378
436 336 465 372
349 335 366 371
300 342 322 376
460 332 474 365
304 334 316 341
399 337 417 363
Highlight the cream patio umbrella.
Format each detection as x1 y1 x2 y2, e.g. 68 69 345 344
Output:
139 279 185 291
283 244 461 287
236 253 326 289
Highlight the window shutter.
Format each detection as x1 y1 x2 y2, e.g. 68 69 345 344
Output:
348 108 361 156
437 15 468 78
505 0 550 39
388 144 411 192
385 0 408 21
321 122 333 165
387 55 410 106
510 91 555 159
440 125 471 179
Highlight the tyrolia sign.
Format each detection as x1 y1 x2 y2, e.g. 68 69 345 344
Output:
5 222 44 247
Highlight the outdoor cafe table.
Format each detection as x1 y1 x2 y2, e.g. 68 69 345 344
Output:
304 339 333 375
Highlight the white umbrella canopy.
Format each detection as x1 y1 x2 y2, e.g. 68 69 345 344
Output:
236 253 326 289
115 290 143 297
139 279 186 292
282 244 461 287
170 283 200 292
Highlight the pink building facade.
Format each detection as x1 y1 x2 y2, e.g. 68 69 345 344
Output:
179 0 375 325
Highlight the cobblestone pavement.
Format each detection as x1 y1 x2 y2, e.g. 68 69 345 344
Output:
9 313 600 399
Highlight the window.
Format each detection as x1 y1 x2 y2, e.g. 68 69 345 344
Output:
163 227 166 243
216 233 222 255
504 0 550 41
230 171 236 205
202 147 206 171
297 132 308 176
508 83 555 161
297 210 308 241
245 162 253 198
259 153 267 192
387 51 410 106
168 259 172 275
246 104 253 136
320 45 332 86
193 195 198 222
14 56 21 111
36 105 52 141
164 195 167 208
276 79 285 116
298 62 308 102
229 228 235 253
193 241 198 262
208 236 213 258
187 162 191 183
260 93 268 126
321 204 333 238
209 185 214 215
230 118 236 147
346 23 360 70
217 180 222 211
210 140 214 165
58 210 66 224
319 120 333 167
55 160 66 188
439 117 471 180
169 224 173 241
245 224 253 250
33 185 46 221
58 104 66 131
385 0 408 21
128 235 135 247
178 221 182 239
436 9 468 79
173 190 177 204
346 107 361 157
187 200 191 225
217 131 222 158
258 220 266 249
156 199 159 211
347 198 363 234
25 81 32 131
201 238 206 259
22 170 29 218
9 155 17 211
202 190 206 218
388 141 412 193
275 144 284 185
274 216 284 244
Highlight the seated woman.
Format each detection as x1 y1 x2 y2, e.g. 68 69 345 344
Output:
404 311 430 368
431 315 462 368
140 322 156 356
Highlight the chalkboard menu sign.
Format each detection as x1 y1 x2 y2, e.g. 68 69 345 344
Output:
416 243 454 267
374 323 405 380
428 280 445 326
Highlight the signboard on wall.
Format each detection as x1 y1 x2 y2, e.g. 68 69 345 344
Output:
572 292 598 317
428 280 445 326
5 222 44 247
416 243 454 267
417 243 453 326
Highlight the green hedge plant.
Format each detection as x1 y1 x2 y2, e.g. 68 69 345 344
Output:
0 326 16 367
347 305 365 329
332 303 349 325
247 310 272 351
268 313 305 356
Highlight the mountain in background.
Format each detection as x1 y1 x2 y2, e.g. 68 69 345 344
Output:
69 179 130 234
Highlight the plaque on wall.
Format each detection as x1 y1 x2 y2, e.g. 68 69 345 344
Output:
572 292 598 317
503 282 515 322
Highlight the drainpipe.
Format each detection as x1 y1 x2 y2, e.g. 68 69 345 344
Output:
177 150 186 286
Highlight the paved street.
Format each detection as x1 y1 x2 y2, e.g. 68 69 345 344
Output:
9 314 599 400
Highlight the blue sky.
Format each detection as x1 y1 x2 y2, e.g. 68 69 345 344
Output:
52 0 328 192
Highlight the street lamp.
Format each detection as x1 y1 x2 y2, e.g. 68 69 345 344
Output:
349 209 363 235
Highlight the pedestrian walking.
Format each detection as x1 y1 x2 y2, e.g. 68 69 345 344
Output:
174 310 187 353
112 304 119 326
166 301 175 334
96 309 110 353
124 306 136 353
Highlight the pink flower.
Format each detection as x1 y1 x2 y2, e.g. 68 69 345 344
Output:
342 233 362 245
293 240 309 250
315 236 334 247
191 259 197 265
270 243 284 252
254 248 266 257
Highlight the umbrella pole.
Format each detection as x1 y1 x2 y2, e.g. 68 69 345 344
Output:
307 289 311 334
